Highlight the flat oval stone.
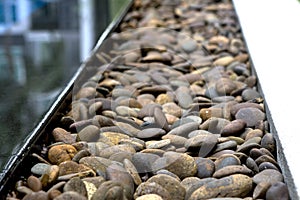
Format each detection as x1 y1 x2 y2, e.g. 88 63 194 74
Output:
116 106 138 117
132 152 160 174
213 140 237 153
181 177 202 191
214 154 241 171
48 144 78 165
162 134 187 148
221 119 246 137
27 175 42 192
99 144 136 158
212 165 252 178
242 88 261 101
235 107 265 127
230 102 263 116
215 78 237 95
259 162 279 172
266 182 289 200
22 191 48 200
175 86 193 109
154 107 170 131
134 182 171 200
167 122 199 138
54 191 87 200
261 133 276 153
137 128 166 139
253 169 283 185
123 158 142 186
91 181 126 200
152 152 197 179
181 39 198 53
78 125 100 142
59 161 91 176
253 182 271 199
147 174 186 200
213 56 234 66
101 132 130 145
162 102 182 118
31 163 51 175
146 139 171 149
189 174 252 199
138 103 162 118
195 157 215 178
185 178 217 199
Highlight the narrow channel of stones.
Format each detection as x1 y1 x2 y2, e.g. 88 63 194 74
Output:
7 0 290 199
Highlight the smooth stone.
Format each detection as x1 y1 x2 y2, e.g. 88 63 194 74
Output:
162 134 187 148
181 39 198 53
189 174 252 199
261 133 276 153
115 121 140 137
137 128 166 139
106 164 134 198
31 163 51 175
52 127 76 144
213 56 234 66
82 176 105 188
119 138 145 151
54 191 87 200
138 103 162 118
116 106 138 117
134 182 171 200
195 157 215 178
91 181 126 200
27 175 42 192
215 78 237 95
152 152 197 179
112 88 135 98
78 125 100 142
109 151 133 163
48 144 78 165
92 115 115 127
253 169 283 185
72 149 91 162
136 194 163 200
132 152 160 174
213 140 237 153
214 154 241 171
167 122 199 138
22 191 48 200
155 93 173 105
245 129 263 140
200 108 223 121
230 102 263 116
123 158 142 186
186 134 218 157
76 87 96 99
63 177 87 197
165 113 179 124
255 155 278 166
48 165 60 184
212 165 252 178
200 117 230 134
221 119 246 137
175 86 193 109
253 182 271 199
88 102 103 115
242 88 261 101
181 177 202 191
259 162 279 172
235 107 265 127
119 98 142 108
266 182 289 200
154 107 170 131
83 181 97 200
99 144 136 158
177 73 202 84
186 115 202 124
48 189 62 199
147 174 186 200
246 157 259 173
185 178 217 199
156 169 180 181
171 118 194 129
146 139 171 149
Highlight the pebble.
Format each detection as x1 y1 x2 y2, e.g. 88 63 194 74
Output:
91 181 126 200
31 163 51 175
134 182 171 200
266 182 289 200
22 191 48 200
235 107 265 127
214 154 241 171
136 194 163 200
221 119 246 137
167 122 199 137
77 125 100 142
52 127 76 144
242 88 261 101
137 128 166 139
253 169 284 185
48 144 78 165
189 174 253 199
27 175 42 192
195 157 215 178
63 177 87 197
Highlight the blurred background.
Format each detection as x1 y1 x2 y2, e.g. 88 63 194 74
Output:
0 0 130 170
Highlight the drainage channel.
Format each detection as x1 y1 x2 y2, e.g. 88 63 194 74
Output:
0 0 297 199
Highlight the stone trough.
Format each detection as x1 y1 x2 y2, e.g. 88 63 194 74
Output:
0 0 299 199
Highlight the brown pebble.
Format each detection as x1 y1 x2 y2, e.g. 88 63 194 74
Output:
27 175 42 192
221 119 246 137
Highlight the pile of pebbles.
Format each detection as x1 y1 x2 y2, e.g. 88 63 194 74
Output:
7 0 290 199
